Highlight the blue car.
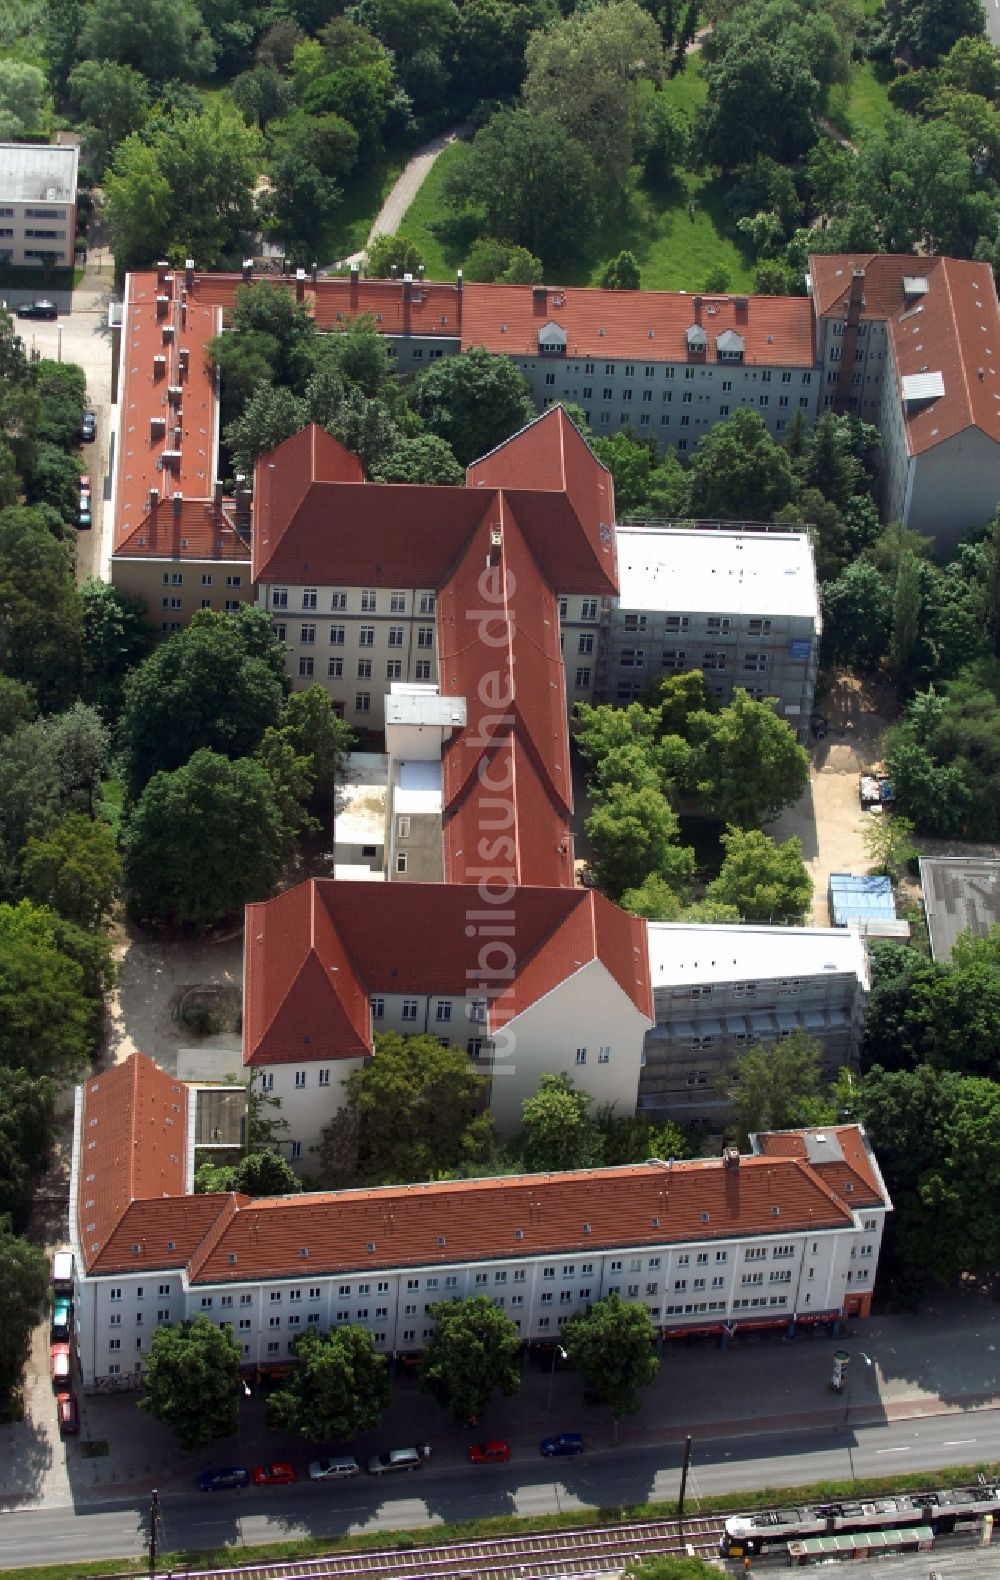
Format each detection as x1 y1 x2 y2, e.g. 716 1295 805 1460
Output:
197 1466 249 1491
540 1432 584 1457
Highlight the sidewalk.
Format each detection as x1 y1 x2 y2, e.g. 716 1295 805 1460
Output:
5 1288 998 1510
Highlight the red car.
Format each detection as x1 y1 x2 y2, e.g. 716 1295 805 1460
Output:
56 1391 79 1435
252 1462 297 1486
50 1342 71 1388
468 1440 511 1464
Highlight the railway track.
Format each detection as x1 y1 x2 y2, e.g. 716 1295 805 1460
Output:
157 1514 724 1580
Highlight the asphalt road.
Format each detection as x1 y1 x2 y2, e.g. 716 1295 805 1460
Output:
2 1408 998 1569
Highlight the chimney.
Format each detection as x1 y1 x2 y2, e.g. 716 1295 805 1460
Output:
295 267 306 302
723 1146 740 1171
178 346 189 376
402 273 412 336
311 261 318 285
152 354 166 378
185 258 194 291
488 523 503 566
213 479 224 509
390 264 398 280
350 262 360 310
156 294 169 320
693 295 703 322
150 414 166 439
156 260 169 288
172 492 183 517
148 488 160 510
242 258 253 282
455 268 463 330
234 483 252 536
848 268 865 319
167 384 182 406
417 264 425 282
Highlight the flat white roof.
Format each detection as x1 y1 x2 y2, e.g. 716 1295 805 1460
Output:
334 752 387 844
615 527 820 621
901 371 944 404
385 691 467 728
648 922 868 989
0 142 78 204
395 757 442 814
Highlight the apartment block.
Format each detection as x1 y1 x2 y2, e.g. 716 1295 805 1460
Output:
642 923 870 1123
0 143 77 268
596 524 821 732
68 1053 889 1391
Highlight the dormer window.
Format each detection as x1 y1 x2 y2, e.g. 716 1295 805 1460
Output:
538 320 567 356
716 328 744 364
686 324 707 355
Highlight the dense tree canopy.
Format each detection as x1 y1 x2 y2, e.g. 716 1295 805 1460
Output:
268 1326 390 1441
140 1315 242 1449
421 1296 522 1421
706 827 813 923
414 347 534 466
561 1293 660 1420
519 1073 604 1173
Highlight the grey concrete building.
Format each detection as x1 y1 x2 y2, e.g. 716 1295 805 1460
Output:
919 856 1000 963
0 142 77 267
641 922 870 1124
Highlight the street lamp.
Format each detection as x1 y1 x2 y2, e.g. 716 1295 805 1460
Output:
546 1345 568 1413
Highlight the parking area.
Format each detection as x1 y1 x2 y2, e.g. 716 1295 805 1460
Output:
769 674 894 926
10 271 117 584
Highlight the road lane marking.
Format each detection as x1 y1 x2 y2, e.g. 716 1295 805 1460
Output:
942 1439 976 1446
875 1447 911 1454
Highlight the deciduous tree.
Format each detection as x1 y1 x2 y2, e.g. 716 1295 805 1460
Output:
369 434 464 484
0 901 93 1080
561 1293 659 1421
0 1218 48 1406
79 0 215 82
585 783 695 899
268 1326 389 1441
140 1316 242 1449
421 1296 522 1421
520 1073 604 1173
726 1029 829 1141
706 826 812 922
685 410 796 520
861 812 917 882
21 814 121 930
414 347 534 466
124 750 288 926
688 691 809 827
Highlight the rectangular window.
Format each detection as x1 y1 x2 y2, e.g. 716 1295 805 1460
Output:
396 853 407 874
388 626 404 647
355 692 371 713
361 590 376 612
386 659 402 680
419 592 436 614
294 1071 306 1089
329 625 345 645
402 999 418 1021
436 1001 452 1022
581 599 598 620
358 626 374 647
743 652 767 672
415 659 432 680
575 1047 586 1065
330 591 347 610
370 997 385 1018
298 657 314 678
575 666 591 688
417 626 434 648
302 588 317 609
328 657 343 678
390 592 406 613
357 658 372 679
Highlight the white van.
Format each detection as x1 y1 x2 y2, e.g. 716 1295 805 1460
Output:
52 1252 74 1293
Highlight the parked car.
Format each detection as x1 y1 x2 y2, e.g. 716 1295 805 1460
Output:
197 1466 249 1491
55 1391 79 1436
367 1447 423 1475
540 1432 584 1457
51 1297 72 1341
49 1342 71 1387
80 410 96 442
252 1462 296 1486
51 1250 74 1292
308 1456 360 1481
16 299 58 320
78 473 91 492
77 501 92 530
468 1440 511 1464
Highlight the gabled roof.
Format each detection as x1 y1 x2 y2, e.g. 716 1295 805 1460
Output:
756 1126 887 1208
243 879 652 1067
810 253 1000 457
114 498 251 562
460 283 816 366
76 1058 191 1272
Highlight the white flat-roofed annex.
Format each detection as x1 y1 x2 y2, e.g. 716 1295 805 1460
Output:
648 922 869 989
0 141 78 203
334 752 388 847
395 756 442 814
615 527 820 620
385 688 467 729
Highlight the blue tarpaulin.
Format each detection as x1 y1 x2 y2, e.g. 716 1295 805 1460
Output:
828 873 896 926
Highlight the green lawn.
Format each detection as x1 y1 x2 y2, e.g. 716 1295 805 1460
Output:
827 61 893 141
396 139 469 280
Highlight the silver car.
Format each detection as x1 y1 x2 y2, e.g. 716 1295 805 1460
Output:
308 1455 360 1480
367 1447 423 1474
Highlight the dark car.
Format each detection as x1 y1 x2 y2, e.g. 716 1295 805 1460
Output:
51 1297 73 1341
55 1391 79 1436
197 1466 250 1491
16 299 58 320
469 1440 511 1464
80 411 97 443
77 501 92 530
540 1432 584 1457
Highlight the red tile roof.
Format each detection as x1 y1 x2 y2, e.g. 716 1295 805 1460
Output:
757 1126 884 1207
114 497 250 562
243 879 651 1067
114 270 222 553
459 283 816 366
76 1058 191 1272
810 253 1000 457
78 1057 884 1280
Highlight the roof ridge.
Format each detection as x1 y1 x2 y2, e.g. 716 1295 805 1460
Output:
939 257 975 439
187 1192 246 1280
792 1153 855 1219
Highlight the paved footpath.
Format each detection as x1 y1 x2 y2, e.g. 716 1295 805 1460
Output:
3 1290 997 1511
